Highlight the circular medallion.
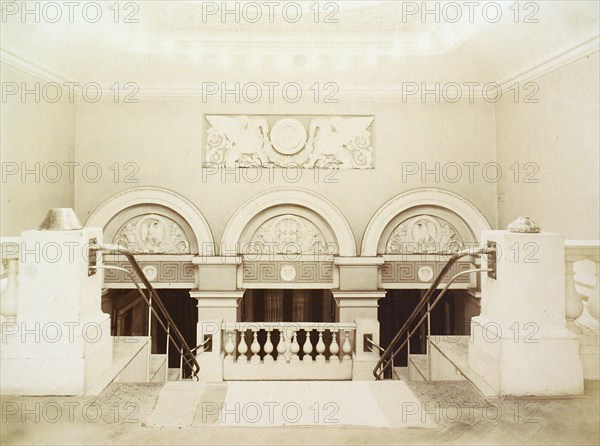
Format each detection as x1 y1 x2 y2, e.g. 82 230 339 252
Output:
280 264 297 282
417 266 434 282
270 118 307 155
142 265 158 281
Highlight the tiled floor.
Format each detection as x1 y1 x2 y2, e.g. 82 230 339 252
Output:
1 380 598 445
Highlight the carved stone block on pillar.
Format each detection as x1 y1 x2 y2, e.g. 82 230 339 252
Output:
468 230 584 396
335 257 384 291
1 227 113 395
193 256 241 291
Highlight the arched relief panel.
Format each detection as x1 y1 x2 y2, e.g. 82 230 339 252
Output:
222 188 356 257
361 189 491 289
377 206 476 255
104 204 197 254
221 188 355 289
238 205 338 256
86 187 215 288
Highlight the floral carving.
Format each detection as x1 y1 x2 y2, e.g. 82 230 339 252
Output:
113 214 191 254
385 215 464 254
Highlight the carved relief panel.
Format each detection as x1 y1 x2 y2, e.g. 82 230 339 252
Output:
244 215 330 255
385 215 464 254
113 214 191 254
204 115 374 169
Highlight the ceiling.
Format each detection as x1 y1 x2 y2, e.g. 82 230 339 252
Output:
1 1 598 95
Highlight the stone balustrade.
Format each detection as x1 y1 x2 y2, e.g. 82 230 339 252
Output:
565 240 600 329
221 322 356 380
565 240 599 380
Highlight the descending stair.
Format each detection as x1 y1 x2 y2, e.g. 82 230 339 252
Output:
408 354 428 381
149 354 167 382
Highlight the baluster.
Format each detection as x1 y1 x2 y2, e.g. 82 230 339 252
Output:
237 329 248 363
329 331 339 362
250 329 261 363
264 328 274 363
589 260 600 321
224 331 235 361
302 329 314 363
565 257 584 332
276 327 287 363
342 330 352 360
315 330 326 363
290 329 300 363
0 258 18 322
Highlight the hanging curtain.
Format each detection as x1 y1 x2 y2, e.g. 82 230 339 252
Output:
264 289 284 322
293 289 312 322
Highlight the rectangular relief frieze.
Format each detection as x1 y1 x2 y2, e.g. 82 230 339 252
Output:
204 115 374 169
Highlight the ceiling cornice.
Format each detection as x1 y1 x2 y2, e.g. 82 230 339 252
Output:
0 46 76 85
1 35 598 100
497 35 599 91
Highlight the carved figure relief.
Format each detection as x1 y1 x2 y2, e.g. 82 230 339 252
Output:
205 115 374 169
385 215 464 254
245 215 329 255
113 214 191 253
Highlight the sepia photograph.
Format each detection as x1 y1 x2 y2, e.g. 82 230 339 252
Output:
0 1 599 445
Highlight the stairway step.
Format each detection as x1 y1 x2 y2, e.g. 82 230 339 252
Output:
149 354 167 382
429 336 498 397
167 368 181 381
393 367 408 381
408 354 428 381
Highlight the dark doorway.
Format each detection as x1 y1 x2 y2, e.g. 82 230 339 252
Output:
153 289 197 373
378 289 472 370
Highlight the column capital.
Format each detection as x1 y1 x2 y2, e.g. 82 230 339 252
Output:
190 290 244 308
332 290 386 307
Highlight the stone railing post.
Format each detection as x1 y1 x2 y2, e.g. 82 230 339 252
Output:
190 256 243 382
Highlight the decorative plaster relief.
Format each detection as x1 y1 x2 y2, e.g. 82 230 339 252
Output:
205 115 374 169
104 261 196 283
385 215 464 254
381 261 471 284
245 215 329 255
243 261 334 283
113 214 191 254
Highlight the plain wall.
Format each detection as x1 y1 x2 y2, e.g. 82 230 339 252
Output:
1 62 76 235
495 51 600 239
73 96 498 251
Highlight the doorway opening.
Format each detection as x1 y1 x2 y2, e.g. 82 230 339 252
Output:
378 289 479 369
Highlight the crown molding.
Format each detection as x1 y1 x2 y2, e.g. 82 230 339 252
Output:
0 46 77 85
498 35 599 92
2 35 598 100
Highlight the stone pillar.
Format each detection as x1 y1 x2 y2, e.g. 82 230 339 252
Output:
1 227 112 395
334 256 385 379
190 256 243 382
469 230 584 396
332 290 386 380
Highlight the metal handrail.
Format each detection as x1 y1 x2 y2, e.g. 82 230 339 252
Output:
91 244 200 381
373 247 495 380
365 337 385 354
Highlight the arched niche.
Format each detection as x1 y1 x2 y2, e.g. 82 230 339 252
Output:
86 187 214 255
361 188 492 257
221 188 356 257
